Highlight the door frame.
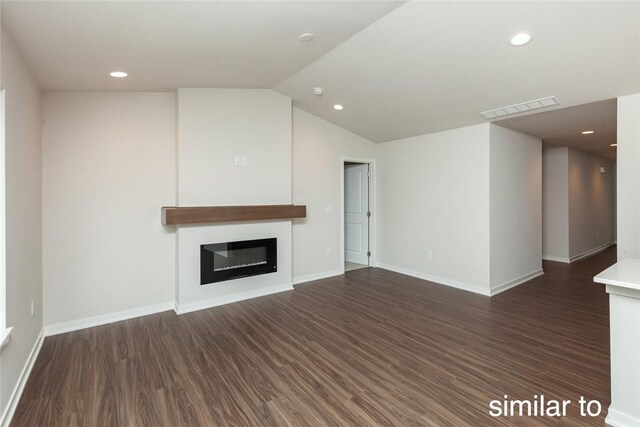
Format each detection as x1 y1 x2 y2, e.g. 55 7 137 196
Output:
340 157 377 272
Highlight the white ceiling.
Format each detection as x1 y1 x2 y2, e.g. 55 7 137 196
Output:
275 1 640 142
2 1 640 144
1 1 404 91
496 99 617 160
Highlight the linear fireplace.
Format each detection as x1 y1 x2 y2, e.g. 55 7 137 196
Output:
200 238 277 285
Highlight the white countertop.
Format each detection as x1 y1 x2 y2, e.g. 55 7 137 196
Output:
594 258 640 291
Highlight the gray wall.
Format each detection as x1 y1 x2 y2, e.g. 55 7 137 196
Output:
0 28 43 419
376 123 492 294
42 92 177 327
542 148 570 261
568 148 616 258
489 125 542 291
542 146 616 262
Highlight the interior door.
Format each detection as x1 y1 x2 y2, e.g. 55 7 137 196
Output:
344 163 369 265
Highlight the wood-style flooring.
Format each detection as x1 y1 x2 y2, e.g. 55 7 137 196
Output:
13 248 615 426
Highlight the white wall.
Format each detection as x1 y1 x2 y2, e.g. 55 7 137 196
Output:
42 89 294 322
177 89 291 206
617 93 640 260
0 29 42 422
291 107 376 282
542 148 570 261
568 148 616 259
489 125 542 292
42 93 177 329
175 89 293 310
40 89 376 318
376 124 491 294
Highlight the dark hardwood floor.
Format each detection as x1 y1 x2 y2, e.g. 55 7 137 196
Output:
13 248 615 426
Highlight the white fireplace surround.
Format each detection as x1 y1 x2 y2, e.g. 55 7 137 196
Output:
175 221 293 314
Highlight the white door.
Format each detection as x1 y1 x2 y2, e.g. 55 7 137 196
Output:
344 163 369 265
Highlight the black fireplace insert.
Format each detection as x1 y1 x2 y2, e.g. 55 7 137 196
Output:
200 238 277 285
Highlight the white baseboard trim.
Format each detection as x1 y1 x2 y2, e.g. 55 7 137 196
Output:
543 243 615 264
293 269 344 286
490 269 544 296
0 328 44 427
570 242 615 263
174 284 293 315
44 302 174 337
542 255 570 263
377 263 490 296
605 405 640 427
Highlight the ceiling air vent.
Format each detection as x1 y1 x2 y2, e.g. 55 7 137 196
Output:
480 96 559 120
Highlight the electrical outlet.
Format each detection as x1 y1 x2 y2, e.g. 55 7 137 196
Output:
326 247 331 255
427 250 433 259
30 300 35 317
234 156 242 166
241 156 248 166
325 205 333 213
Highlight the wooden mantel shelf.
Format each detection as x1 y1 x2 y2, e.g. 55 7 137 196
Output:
161 205 306 225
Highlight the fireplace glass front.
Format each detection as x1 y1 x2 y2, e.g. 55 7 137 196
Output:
200 238 277 285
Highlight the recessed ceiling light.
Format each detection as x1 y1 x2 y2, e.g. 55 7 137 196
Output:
509 32 532 47
333 104 344 111
299 33 315 42
611 143 618 147
110 71 128 78
581 130 595 135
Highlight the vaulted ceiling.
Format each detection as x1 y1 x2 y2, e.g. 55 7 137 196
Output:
3 1 640 143
1 1 404 90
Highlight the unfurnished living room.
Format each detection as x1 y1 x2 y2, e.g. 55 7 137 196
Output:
0 1 639 426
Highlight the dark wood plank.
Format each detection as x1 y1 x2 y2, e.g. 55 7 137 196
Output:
12 248 615 426
161 205 306 225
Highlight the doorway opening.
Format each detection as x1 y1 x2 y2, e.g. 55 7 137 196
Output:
495 98 618 265
342 159 375 272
